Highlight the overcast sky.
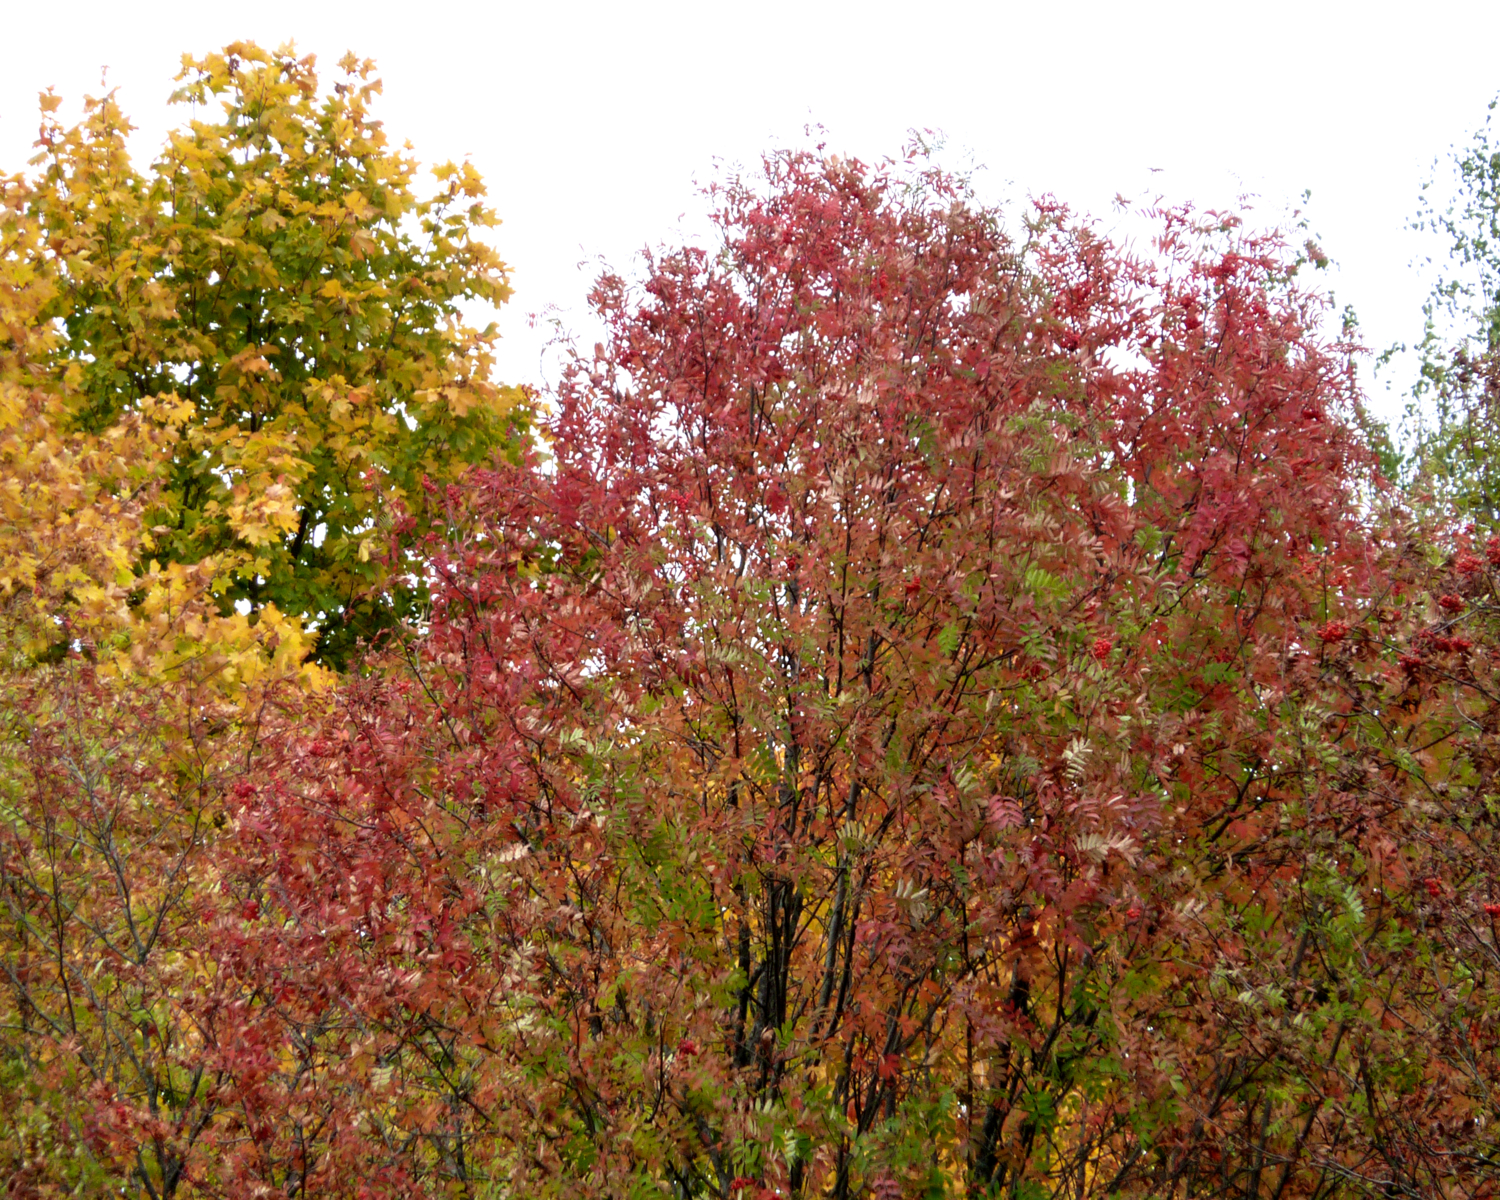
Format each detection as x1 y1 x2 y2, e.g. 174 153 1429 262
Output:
4 1 1498 428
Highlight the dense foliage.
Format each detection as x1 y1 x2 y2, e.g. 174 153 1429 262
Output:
3 42 523 666
4 52 1500 1200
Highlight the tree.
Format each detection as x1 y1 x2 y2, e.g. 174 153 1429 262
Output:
1407 94 1500 527
5 42 526 667
8 81 1500 1192
0 43 479 1196
2 200 324 1192
159 152 1499 1197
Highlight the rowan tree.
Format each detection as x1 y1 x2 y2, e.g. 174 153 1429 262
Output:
166 152 1500 1198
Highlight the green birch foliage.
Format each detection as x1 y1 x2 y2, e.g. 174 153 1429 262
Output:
1409 95 1500 527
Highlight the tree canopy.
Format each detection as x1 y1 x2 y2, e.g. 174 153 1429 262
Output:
3 42 524 667
3 51 1500 1200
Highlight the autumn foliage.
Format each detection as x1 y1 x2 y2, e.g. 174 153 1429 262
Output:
5 51 1500 1200
4 43 523 668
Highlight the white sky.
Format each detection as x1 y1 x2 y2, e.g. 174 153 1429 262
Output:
4 0 1499 430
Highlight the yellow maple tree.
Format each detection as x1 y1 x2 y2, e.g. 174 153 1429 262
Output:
6 41 525 668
